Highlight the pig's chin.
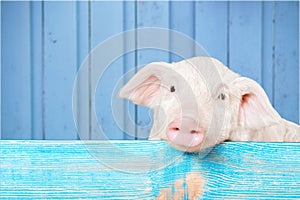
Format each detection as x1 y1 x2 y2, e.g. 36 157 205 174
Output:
166 131 204 151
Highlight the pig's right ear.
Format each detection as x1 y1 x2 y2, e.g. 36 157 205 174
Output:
231 77 281 129
119 62 172 108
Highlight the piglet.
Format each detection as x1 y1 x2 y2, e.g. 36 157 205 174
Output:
119 57 300 152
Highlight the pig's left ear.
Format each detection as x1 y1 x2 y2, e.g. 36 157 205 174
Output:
119 62 172 108
231 77 281 129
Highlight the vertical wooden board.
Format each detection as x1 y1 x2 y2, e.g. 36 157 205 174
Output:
229 2 263 84
76 1 89 140
274 2 299 123
195 2 228 65
170 1 195 61
1 2 31 139
44 2 78 139
30 2 43 139
91 2 124 139
261 1 274 104
136 1 169 139
0 2 1 139
123 1 136 140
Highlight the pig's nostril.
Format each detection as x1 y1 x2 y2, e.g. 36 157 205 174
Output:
170 127 180 131
190 130 200 134
167 118 204 148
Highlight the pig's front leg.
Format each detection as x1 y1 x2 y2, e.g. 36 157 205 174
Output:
229 77 299 143
229 119 300 142
282 119 300 142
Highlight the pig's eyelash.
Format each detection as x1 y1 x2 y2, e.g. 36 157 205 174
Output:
218 93 226 100
170 86 176 92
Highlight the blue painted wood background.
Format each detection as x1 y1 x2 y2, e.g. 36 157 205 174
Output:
1 1 299 140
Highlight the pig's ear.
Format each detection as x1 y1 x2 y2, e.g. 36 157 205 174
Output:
232 77 281 128
119 62 172 108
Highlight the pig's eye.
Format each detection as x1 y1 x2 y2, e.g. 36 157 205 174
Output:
218 93 226 100
170 86 175 92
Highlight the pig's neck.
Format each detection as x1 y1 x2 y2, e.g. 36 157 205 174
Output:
229 119 300 142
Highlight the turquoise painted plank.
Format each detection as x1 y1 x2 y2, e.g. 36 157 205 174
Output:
91 2 124 139
123 1 136 140
136 1 169 139
1 2 31 139
1 141 300 199
30 2 43 139
76 2 89 140
229 2 263 84
44 2 78 139
273 2 299 124
195 2 228 65
170 1 195 61
261 1 274 104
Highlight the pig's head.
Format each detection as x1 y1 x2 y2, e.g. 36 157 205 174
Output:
119 57 281 152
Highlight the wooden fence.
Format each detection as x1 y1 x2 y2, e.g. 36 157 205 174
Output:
1 1 299 139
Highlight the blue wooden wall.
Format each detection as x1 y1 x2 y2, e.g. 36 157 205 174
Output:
1 1 299 140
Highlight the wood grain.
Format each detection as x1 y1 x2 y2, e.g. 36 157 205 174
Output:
1 141 299 199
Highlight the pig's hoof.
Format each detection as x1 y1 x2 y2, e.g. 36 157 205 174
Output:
156 172 204 200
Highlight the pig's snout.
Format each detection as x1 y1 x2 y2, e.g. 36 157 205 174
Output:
167 117 204 147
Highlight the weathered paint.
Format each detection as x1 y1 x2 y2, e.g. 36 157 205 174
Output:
92 2 125 140
273 2 299 123
195 1 228 65
0 141 300 199
30 1 43 140
0 1 2 139
1 2 299 139
229 2 263 84
76 1 89 140
44 2 78 140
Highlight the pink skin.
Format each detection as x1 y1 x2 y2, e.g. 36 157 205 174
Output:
120 58 300 151
167 117 204 147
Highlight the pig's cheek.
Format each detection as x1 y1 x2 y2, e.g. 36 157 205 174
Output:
150 106 170 140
